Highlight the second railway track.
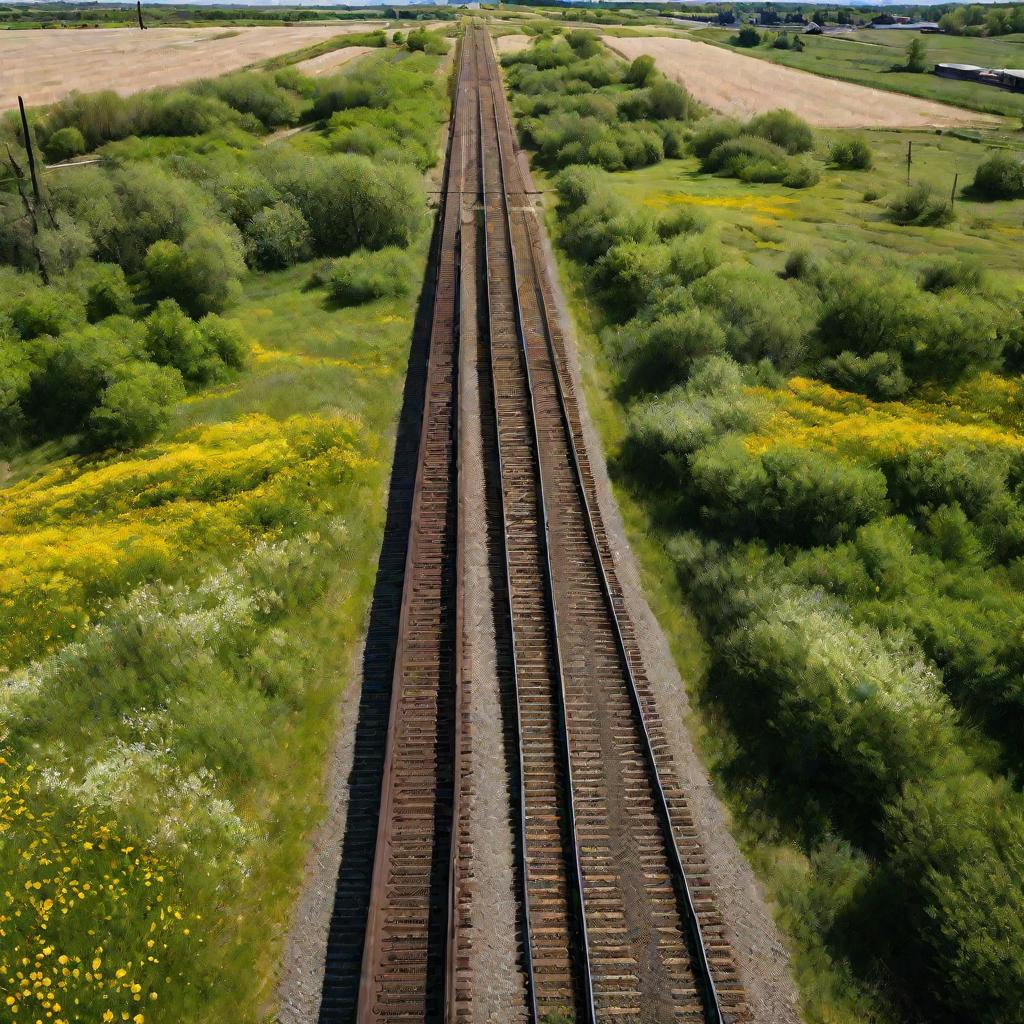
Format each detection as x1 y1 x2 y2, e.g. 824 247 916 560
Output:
347 25 749 1024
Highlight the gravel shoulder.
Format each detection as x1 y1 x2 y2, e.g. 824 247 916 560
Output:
606 34 999 127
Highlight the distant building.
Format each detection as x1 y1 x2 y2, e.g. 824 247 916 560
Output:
935 63 1024 92
804 21 822 34
870 21 941 31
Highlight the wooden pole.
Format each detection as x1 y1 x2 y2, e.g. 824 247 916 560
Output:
137 1 146 30
951 172 959 205
17 97 41 205
906 140 912 184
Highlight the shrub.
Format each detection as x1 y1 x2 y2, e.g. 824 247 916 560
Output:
22 316 146 435
773 32 793 49
689 117 742 159
244 201 311 270
783 247 823 282
657 206 708 240
647 79 692 120
196 314 248 371
689 264 813 371
690 438 889 545
265 151 424 256
829 135 873 169
613 308 727 395
405 28 449 54
43 126 86 163
887 183 954 227
904 37 929 73
554 164 606 212
143 224 245 317
195 71 298 130
143 299 217 383
818 350 909 400
81 262 134 322
84 361 184 450
594 241 670 314
972 153 1024 200
667 230 724 285
7 285 85 339
702 136 819 187
746 109 814 154
566 29 601 58
0 324 34 441
328 247 413 306
624 54 657 86
733 26 762 46
920 255 986 293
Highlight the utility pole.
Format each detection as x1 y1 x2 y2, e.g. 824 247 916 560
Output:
137 1 146 30
906 140 912 184
17 96 41 205
951 172 959 206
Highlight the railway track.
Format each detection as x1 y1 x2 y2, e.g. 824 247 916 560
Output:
350 26 748 1024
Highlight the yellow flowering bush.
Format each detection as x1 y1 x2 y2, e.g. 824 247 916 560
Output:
0 753 196 1023
0 413 373 669
745 376 1024 461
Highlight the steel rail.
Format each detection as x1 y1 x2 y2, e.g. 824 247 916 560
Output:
478 28 597 1024
469 30 543 1024
486 31 727 1024
355 34 464 1022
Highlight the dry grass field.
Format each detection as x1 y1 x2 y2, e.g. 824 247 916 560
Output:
294 44 374 77
605 35 998 128
0 23 386 110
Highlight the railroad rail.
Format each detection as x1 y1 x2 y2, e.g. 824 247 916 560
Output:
351 26 748 1024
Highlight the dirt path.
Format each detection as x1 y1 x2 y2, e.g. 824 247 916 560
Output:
606 35 999 127
493 34 531 56
0 23 386 110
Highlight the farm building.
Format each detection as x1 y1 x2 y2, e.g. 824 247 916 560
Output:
936 63 1024 91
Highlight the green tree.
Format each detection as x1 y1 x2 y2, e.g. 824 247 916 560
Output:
905 37 929 73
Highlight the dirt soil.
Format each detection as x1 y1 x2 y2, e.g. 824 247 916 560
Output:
606 35 999 127
0 23 385 110
294 45 373 77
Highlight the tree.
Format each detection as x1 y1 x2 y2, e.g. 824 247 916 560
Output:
905 37 928 73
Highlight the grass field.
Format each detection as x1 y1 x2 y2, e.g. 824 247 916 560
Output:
695 27 1024 119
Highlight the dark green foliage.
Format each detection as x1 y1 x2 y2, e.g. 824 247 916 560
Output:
920 255 985 293
972 152 1024 200
80 262 134 322
887 183 954 226
829 135 873 169
566 29 601 58
85 361 185 450
904 36 929 73
745 109 814 154
624 54 657 86
405 28 449 55
243 201 311 270
689 265 814 371
647 79 692 120
594 241 670 315
142 300 246 385
6 285 85 340
143 225 246 317
194 72 299 131
328 247 413 306
733 25 762 46
818 350 908 399
43 126 86 163
688 117 743 159
265 152 424 257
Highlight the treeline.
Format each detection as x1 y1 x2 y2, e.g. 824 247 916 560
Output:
504 31 698 172
549 161 1024 1021
939 3 1024 35
0 52 443 453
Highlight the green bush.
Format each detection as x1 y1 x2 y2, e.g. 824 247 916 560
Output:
647 78 692 120
405 28 449 54
689 264 813 371
690 438 889 545
84 360 184 450
624 54 657 86
689 117 742 159
194 71 298 130
244 201 311 270
7 285 85 339
143 225 245 317
746 108 814 154
43 126 86 163
265 151 424 256
972 152 1024 200
702 135 819 187
566 29 601 58
612 308 727 395
0 323 34 441
142 300 246 385
81 262 134 322
733 26 762 46
829 135 873 169
920 255 985 293
818 350 908 400
887 183 954 226
667 230 724 285
594 241 670 314
328 247 413 306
